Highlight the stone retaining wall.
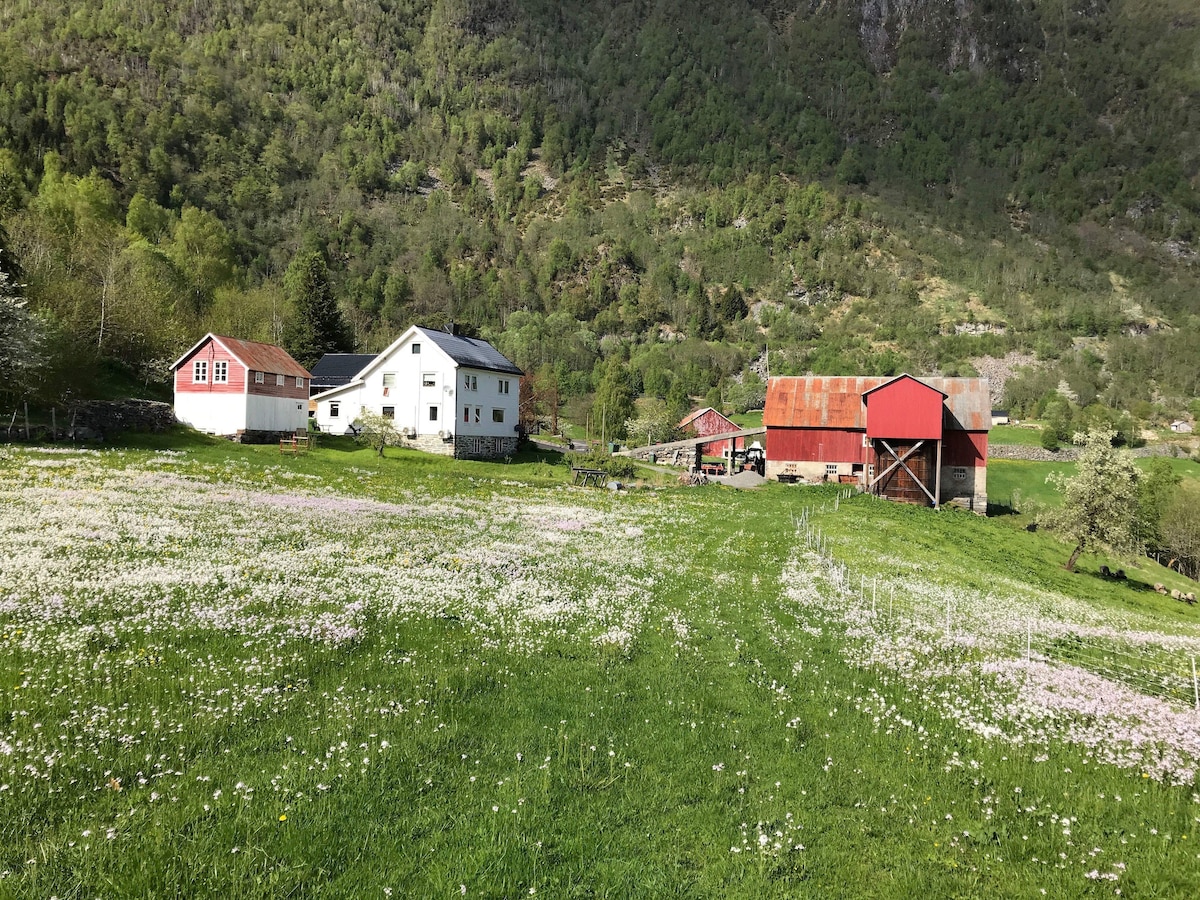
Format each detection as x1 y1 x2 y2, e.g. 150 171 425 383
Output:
988 443 1187 462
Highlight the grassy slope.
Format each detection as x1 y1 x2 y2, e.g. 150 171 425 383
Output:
0 438 1198 897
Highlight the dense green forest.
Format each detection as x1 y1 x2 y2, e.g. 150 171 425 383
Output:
0 0 1197 432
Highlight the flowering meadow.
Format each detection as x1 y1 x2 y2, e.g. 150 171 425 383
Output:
1 441 1199 897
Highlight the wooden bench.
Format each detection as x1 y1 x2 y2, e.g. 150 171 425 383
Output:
571 466 607 486
280 434 312 455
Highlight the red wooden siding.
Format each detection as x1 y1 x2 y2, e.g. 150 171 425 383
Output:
174 339 247 394
865 376 945 440
943 430 987 467
769 427 867 463
247 374 308 400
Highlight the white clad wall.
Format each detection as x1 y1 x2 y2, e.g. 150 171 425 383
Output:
246 394 309 433
455 367 518 440
174 393 247 435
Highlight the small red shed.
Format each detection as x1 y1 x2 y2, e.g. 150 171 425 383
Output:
678 407 743 458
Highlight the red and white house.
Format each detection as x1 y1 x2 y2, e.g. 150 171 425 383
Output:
677 407 743 458
171 334 311 436
764 374 990 511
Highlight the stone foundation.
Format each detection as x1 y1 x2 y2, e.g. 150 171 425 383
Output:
453 434 519 459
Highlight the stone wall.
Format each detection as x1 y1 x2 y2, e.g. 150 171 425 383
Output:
68 399 176 438
405 434 455 457
453 434 519 459
988 443 1187 462
625 445 697 469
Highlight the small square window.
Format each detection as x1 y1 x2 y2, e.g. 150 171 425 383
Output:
492 408 505 423
382 373 396 388
193 360 208 383
825 463 838 476
429 406 439 421
952 466 967 481
330 402 340 418
411 343 421 354
254 371 264 384
382 406 395 419
422 373 436 387
276 373 285 386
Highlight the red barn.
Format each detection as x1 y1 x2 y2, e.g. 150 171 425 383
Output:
764 374 989 511
678 407 743 458
171 334 311 436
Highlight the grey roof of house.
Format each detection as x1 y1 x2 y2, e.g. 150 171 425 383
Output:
418 328 523 375
310 354 377 390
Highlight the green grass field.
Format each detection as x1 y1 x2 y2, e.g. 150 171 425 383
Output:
1 438 1198 898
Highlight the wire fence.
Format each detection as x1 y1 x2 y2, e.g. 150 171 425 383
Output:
792 492 1200 713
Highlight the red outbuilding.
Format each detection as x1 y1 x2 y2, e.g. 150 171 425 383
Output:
171 334 311 436
677 407 744 459
764 374 989 511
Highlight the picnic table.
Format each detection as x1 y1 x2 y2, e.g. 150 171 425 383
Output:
571 466 608 486
279 433 313 455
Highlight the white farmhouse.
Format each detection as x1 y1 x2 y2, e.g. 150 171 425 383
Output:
311 325 523 459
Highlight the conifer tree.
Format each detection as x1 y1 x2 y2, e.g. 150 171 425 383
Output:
282 251 349 369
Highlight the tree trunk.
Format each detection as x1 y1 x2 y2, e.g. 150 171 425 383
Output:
1065 542 1085 572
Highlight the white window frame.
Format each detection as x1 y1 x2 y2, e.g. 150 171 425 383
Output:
212 361 228 384
193 360 208 383
382 406 395 420
428 406 439 422
296 376 304 388
474 406 481 424
329 401 340 418
411 343 421 354
275 373 285 386
862 433 870 447
422 372 437 388
464 373 477 391
463 406 469 423
498 378 510 395
254 371 265 384
825 463 839 477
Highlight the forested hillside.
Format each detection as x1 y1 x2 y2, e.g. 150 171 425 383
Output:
0 0 1197 432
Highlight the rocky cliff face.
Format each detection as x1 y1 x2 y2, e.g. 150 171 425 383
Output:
813 0 1041 77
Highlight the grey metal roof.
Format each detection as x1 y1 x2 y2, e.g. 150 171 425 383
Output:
309 354 377 394
418 328 523 375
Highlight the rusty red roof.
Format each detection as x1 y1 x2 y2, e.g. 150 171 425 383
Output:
171 334 311 379
764 375 990 432
678 407 736 431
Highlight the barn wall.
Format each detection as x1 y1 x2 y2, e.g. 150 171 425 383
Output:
943 430 988 467
865 378 944 440
767 427 867 464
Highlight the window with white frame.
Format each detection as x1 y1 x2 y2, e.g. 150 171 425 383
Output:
825 463 838 477
471 437 483 454
382 373 396 388
474 407 481 423
213 361 228 383
193 360 208 383
254 371 265 384
492 408 504 423
422 372 436 387
382 406 395 419
275 373 285 386
330 402 340 418
296 376 304 388
463 406 469 423
862 433 870 447
498 378 510 394
868 464 875 480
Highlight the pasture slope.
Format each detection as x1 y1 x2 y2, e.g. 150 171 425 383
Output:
1 438 1198 898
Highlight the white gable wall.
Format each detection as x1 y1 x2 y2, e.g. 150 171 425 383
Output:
174 393 247 435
